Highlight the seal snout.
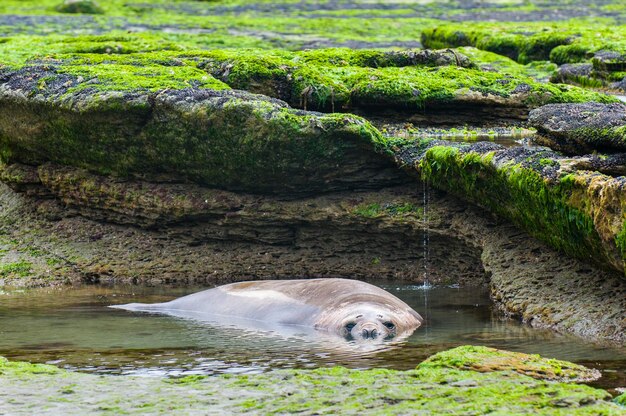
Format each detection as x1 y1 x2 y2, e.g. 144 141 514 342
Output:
360 323 379 339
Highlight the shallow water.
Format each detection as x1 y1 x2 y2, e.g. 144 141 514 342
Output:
0 283 624 389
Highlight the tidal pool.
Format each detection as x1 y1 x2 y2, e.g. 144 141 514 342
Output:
0 283 624 389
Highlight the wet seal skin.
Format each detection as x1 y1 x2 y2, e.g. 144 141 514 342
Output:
110 278 423 343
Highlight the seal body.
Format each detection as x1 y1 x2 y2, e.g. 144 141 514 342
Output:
111 278 423 342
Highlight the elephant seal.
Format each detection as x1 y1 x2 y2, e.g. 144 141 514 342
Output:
110 278 423 342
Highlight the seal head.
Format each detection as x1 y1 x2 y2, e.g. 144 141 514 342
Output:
312 294 423 343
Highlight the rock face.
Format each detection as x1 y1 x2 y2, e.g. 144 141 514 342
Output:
0 172 484 286
529 102 626 154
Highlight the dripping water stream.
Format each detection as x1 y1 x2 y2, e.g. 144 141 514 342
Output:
421 177 431 336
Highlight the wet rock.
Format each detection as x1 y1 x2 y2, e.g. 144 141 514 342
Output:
610 76 626 92
592 50 626 72
551 63 594 84
442 195 626 345
529 102 626 154
418 345 601 382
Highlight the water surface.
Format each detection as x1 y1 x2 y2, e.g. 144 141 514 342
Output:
0 283 624 389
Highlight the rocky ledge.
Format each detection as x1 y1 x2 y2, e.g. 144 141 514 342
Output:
2 164 625 344
392 139 626 277
0 77 400 195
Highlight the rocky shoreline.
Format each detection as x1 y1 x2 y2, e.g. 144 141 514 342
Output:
1 345 624 415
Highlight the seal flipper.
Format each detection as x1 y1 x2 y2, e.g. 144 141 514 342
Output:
108 302 169 312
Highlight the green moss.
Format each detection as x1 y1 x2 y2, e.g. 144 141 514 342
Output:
352 202 422 219
551 43 595 65
422 21 626 68
615 392 626 407
616 221 626 272
0 260 33 277
457 47 558 81
166 374 208 385
581 126 626 148
0 356 60 376
56 54 229 93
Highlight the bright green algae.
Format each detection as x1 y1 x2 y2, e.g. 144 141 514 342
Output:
0 346 623 415
0 38 612 110
422 20 626 65
421 19 626 89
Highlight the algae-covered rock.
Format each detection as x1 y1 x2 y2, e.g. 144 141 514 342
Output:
55 0 104 14
419 345 601 382
593 51 626 73
198 48 613 116
0 64 405 195
391 139 626 275
529 102 626 154
551 63 596 86
421 22 626 91
0 347 623 415
421 24 575 64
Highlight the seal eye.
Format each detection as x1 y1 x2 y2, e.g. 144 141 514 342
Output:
345 322 356 331
383 322 395 330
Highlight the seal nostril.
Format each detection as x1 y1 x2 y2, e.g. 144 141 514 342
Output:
371 329 378 338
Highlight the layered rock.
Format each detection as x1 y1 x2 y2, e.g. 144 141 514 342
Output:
197 48 612 122
0 168 484 286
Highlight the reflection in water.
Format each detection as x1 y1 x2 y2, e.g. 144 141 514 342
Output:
0 284 624 388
